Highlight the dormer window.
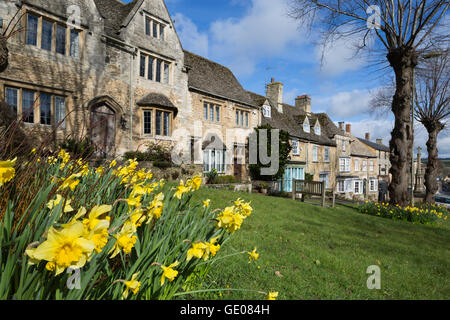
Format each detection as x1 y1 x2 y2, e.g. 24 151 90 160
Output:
145 16 166 41
303 117 310 133
314 123 321 135
263 104 271 118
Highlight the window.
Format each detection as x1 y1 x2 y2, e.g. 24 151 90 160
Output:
236 109 250 127
338 181 345 193
69 29 80 57
5 87 18 114
313 146 318 162
40 93 51 125
324 147 330 162
148 57 154 80
204 103 208 121
354 180 362 194
203 149 225 173
315 124 321 135
145 17 165 40
216 105 220 122
41 19 53 51
342 141 346 152
303 118 310 133
320 173 329 189
26 14 38 46
263 104 271 118
370 160 374 171
370 179 378 192
143 108 171 137
140 54 171 84
340 158 350 172
56 24 66 55
292 140 299 156
354 159 359 172
362 160 367 171
140 55 146 77
164 63 170 84
22 90 35 123
55 96 66 128
143 110 152 134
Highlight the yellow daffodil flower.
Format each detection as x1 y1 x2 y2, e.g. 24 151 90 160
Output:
123 272 141 299
248 248 259 263
46 195 74 213
266 292 279 300
187 242 209 262
109 222 137 258
174 181 190 200
0 158 17 187
203 199 211 208
160 261 180 286
25 221 95 275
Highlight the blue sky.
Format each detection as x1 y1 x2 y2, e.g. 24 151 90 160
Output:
124 0 449 157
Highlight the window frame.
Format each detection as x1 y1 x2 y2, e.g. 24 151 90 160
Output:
263 104 271 118
292 140 299 156
235 108 250 128
339 157 350 173
139 53 171 84
141 107 172 137
203 149 225 174
324 147 330 163
313 145 319 162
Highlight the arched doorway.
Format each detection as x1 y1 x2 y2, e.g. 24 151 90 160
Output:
90 104 116 158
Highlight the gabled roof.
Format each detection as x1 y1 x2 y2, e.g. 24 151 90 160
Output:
247 91 337 147
357 137 390 152
184 51 257 108
94 0 144 38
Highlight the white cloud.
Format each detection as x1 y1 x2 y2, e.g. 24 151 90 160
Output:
314 89 373 119
172 13 209 57
208 0 307 77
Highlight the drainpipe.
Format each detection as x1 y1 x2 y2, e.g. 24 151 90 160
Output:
129 51 136 151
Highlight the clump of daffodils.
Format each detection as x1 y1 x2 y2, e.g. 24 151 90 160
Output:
216 199 253 234
0 158 17 187
174 175 202 200
187 237 221 262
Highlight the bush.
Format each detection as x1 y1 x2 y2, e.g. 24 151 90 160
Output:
153 160 172 169
124 143 173 168
205 169 219 185
217 175 237 184
359 201 449 224
61 137 95 160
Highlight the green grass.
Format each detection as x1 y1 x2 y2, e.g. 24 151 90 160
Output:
190 188 450 300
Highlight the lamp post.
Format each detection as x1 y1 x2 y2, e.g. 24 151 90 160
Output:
410 51 444 206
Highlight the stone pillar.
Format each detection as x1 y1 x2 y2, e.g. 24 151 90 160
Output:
414 147 425 193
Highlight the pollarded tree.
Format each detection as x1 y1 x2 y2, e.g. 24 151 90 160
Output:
288 0 449 206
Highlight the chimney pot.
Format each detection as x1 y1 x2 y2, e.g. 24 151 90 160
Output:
266 80 284 113
295 95 312 114
346 124 351 133
365 133 370 141
338 122 345 130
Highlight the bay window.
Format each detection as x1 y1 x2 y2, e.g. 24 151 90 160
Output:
203 149 225 173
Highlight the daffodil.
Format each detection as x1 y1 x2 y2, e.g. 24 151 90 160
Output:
248 248 259 263
174 181 190 200
59 173 81 191
187 242 209 262
216 206 244 233
47 195 74 213
0 158 17 187
186 175 202 191
203 199 211 208
147 193 164 222
204 237 221 259
25 222 95 275
123 273 141 299
160 261 180 286
110 222 137 258
109 160 117 168
266 292 279 300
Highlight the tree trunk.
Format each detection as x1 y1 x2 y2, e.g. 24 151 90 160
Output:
423 123 444 203
0 37 8 73
387 47 418 207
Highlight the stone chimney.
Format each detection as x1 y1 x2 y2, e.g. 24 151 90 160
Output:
295 95 312 114
338 122 345 131
346 124 352 134
376 138 383 145
365 133 371 141
266 78 284 113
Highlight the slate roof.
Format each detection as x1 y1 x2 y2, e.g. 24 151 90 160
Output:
350 138 378 158
246 91 337 147
184 51 257 108
94 0 143 38
357 137 390 152
137 93 178 116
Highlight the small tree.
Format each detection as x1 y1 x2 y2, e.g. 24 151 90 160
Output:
249 124 292 182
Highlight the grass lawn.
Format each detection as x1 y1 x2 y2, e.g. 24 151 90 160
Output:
190 187 450 300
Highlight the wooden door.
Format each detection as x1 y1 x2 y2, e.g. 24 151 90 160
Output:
90 105 116 157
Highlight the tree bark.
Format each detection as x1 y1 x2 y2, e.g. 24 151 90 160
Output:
0 37 8 73
387 47 418 207
423 123 444 203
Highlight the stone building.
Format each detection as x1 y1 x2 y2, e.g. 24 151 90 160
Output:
358 133 391 183
247 80 340 193
0 0 258 180
334 123 379 201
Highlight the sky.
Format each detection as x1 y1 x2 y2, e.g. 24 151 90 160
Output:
124 0 449 158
